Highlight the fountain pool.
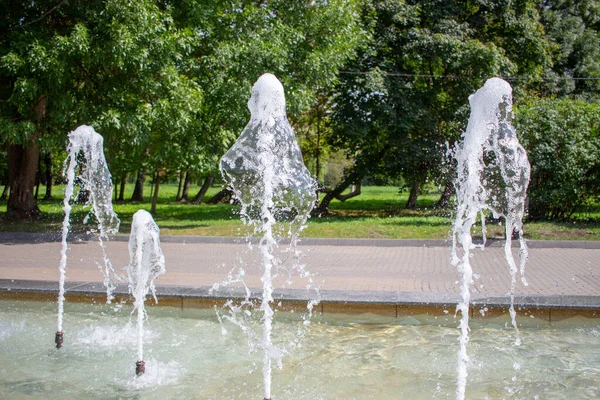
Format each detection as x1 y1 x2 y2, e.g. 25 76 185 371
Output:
1 299 599 399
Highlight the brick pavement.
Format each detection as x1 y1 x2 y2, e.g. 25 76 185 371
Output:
1 236 598 298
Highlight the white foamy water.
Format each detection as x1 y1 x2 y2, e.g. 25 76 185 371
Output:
219 73 317 400
125 210 166 365
117 359 184 390
58 125 120 338
72 323 159 350
0 318 26 341
451 78 531 399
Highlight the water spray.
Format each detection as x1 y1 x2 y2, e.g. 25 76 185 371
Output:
56 125 120 348
451 78 530 399
220 73 316 400
125 209 166 377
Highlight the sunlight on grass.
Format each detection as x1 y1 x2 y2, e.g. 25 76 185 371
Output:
1 185 599 240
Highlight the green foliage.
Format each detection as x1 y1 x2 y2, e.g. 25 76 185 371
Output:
169 0 367 176
330 0 552 194
2 184 599 240
517 98 600 219
0 0 203 177
540 0 600 98
1 0 366 215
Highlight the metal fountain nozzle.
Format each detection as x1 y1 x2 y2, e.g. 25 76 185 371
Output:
136 360 145 376
55 331 64 349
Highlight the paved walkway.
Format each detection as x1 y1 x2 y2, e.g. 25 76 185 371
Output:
1 234 598 307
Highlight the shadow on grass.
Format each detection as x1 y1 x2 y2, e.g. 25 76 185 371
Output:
309 215 452 228
328 197 439 211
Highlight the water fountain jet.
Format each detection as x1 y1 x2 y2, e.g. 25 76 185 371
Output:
56 125 120 348
125 209 166 377
219 73 317 400
451 77 530 399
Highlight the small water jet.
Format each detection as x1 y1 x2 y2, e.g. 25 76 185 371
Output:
451 77 530 399
125 210 166 376
219 73 317 400
56 125 120 348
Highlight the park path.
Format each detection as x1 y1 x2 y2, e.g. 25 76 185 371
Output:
1 236 598 297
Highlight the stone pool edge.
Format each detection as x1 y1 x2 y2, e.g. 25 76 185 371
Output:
1 279 598 321
2 232 600 248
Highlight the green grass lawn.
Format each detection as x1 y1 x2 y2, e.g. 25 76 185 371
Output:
1 184 599 240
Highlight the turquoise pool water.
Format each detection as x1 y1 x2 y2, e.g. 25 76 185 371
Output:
0 299 599 399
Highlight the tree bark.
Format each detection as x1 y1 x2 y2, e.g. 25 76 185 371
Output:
151 170 161 215
118 174 126 202
43 152 53 200
175 171 183 201
206 187 232 204
337 183 361 201
7 141 41 220
191 174 213 204
406 179 421 209
149 171 155 199
436 180 454 209
131 170 144 202
6 95 45 221
315 111 322 182
34 171 40 199
311 145 389 217
312 172 362 217
180 171 192 201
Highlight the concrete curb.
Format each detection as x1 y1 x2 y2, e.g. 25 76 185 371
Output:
2 279 599 311
1 232 599 249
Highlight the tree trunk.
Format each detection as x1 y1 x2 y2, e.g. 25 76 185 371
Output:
151 170 160 216
1 185 8 201
313 172 360 217
315 113 322 182
149 171 155 199
175 171 183 201
206 188 232 204
131 170 144 202
406 179 421 209
436 180 454 209
118 174 126 202
7 141 41 220
6 95 45 221
34 152 41 199
43 152 53 200
313 190 338 217
34 175 40 199
311 146 388 217
180 171 192 201
191 174 214 204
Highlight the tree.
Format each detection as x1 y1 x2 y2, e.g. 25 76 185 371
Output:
1 0 202 219
324 0 551 213
170 0 367 186
517 98 600 219
539 0 600 99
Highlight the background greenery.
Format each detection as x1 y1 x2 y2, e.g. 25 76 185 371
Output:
2 184 598 240
2 0 600 236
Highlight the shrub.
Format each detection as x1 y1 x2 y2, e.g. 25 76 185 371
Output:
516 98 600 219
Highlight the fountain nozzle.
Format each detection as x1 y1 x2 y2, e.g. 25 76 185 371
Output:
55 331 63 349
136 360 145 376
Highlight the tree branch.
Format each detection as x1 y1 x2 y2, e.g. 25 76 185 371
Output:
19 0 70 29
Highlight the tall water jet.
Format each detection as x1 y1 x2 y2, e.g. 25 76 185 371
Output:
451 78 530 399
219 73 317 400
125 210 166 376
56 125 120 348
